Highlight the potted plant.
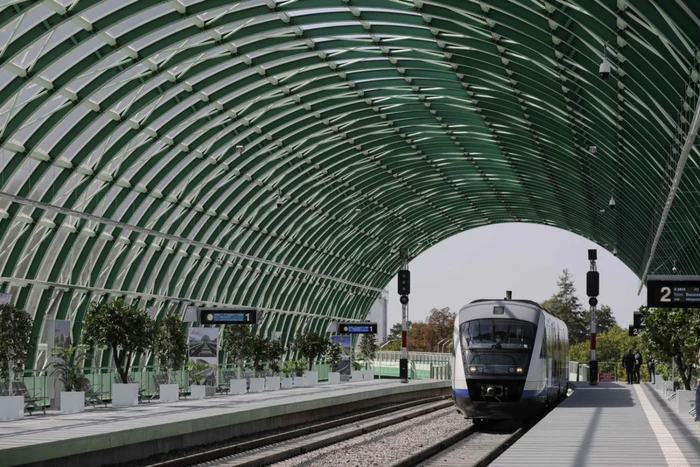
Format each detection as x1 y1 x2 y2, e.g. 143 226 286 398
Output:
359 335 378 381
81 298 155 407
351 359 363 382
292 359 307 387
153 313 187 402
280 361 294 389
224 325 250 394
247 335 268 393
50 346 89 414
0 304 33 420
292 331 328 386
265 339 284 391
188 360 215 399
326 342 342 384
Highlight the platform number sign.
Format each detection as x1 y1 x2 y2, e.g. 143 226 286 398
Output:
199 308 257 325
646 275 700 308
628 325 640 337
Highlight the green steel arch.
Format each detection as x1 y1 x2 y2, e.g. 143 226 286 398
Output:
0 0 698 369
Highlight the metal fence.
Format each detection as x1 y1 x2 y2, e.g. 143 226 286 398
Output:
371 351 452 380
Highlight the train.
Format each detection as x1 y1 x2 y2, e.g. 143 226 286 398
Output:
452 297 569 423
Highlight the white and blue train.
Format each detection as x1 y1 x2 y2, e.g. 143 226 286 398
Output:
452 298 569 422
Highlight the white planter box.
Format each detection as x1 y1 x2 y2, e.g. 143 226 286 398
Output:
60 391 85 414
292 376 307 388
230 379 247 395
303 371 318 386
249 378 265 393
676 390 694 414
159 384 179 402
190 385 208 399
265 376 280 391
350 370 362 382
328 372 341 384
363 369 374 381
0 396 24 421
281 377 293 389
112 383 139 407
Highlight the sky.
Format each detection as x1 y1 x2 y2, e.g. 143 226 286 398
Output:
383 223 647 332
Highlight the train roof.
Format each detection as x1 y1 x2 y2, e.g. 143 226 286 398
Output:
466 299 565 323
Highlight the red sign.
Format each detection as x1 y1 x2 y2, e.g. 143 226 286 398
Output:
598 373 615 382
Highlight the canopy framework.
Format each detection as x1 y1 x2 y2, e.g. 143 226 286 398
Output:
0 0 698 370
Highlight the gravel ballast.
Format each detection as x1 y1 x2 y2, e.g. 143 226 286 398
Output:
271 407 468 467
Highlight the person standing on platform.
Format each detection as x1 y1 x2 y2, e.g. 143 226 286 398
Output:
634 349 643 384
623 349 635 385
695 349 700 423
648 359 656 384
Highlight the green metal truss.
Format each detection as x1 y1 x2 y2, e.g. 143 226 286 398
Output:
0 0 698 370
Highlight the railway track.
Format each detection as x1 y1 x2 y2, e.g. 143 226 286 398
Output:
391 388 573 467
146 396 453 467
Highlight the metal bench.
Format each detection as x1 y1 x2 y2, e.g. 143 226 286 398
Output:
217 370 234 395
84 382 109 408
4 381 48 415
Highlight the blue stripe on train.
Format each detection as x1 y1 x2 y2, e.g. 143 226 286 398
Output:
453 389 546 398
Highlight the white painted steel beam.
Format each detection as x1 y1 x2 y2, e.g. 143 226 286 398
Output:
639 97 700 292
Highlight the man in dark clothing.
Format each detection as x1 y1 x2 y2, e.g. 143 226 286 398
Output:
634 349 643 384
695 349 700 423
622 349 635 384
647 359 656 384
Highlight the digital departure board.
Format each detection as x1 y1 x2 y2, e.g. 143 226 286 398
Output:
199 308 257 325
646 275 700 308
338 322 378 334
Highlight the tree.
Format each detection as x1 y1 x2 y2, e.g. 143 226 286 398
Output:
639 306 700 390
153 313 187 383
266 339 285 375
81 298 156 384
359 335 378 369
569 325 646 381
292 331 329 370
542 269 587 343
409 322 432 351
592 305 617 335
426 307 455 352
223 325 250 378
49 346 89 392
0 304 33 394
326 342 342 370
387 321 412 342
248 335 269 377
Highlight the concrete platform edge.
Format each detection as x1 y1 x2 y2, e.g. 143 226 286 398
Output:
6 380 451 467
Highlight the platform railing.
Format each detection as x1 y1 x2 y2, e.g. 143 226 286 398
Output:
15 362 332 406
372 351 452 380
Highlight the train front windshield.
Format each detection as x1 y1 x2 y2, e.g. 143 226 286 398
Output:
460 319 536 376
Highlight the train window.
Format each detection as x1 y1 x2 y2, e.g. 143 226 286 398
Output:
461 319 536 349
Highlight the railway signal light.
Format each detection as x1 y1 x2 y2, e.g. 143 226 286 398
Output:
398 270 410 295
586 271 599 297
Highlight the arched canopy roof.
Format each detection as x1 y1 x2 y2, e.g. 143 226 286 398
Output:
0 0 698 368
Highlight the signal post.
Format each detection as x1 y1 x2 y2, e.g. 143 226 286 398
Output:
586 249 599 385
398 249 410 383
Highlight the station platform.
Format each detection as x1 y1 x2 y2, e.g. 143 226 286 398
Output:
492 382 700 467
0 378 450 467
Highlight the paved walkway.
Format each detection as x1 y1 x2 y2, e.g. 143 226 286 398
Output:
491 382 700 467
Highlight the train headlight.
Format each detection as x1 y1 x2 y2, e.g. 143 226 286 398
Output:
516 367 523 373
470 366 477 373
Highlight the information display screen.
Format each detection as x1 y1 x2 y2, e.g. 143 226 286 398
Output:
199 308 257 325
647 275 700 308
338 322 378 334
